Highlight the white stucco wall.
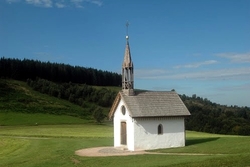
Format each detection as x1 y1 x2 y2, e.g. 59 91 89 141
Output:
113 99 186 151
134 117 185 150
113 100 134 150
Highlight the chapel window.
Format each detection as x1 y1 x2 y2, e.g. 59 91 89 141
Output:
121 105 126 115
158 124 163 135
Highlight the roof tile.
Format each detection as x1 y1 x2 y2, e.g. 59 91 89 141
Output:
120 91 190 117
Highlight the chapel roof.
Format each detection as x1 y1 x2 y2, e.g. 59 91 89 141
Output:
109 91 191 119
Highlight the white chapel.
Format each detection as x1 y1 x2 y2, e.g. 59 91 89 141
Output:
108 28 191 151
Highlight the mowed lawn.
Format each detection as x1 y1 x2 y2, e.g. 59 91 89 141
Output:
1 124 250 167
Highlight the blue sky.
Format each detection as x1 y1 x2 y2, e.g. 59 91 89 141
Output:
1 0 250 107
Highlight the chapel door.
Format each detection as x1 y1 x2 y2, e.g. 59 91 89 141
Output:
121 122 127 145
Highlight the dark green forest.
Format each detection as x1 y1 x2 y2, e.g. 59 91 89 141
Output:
1 57 250 135
181 94 250 135
0 57 121 86
26 78 116 108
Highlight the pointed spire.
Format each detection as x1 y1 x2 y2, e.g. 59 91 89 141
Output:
123 21 133 68
123 39 133 68
122 21 134 96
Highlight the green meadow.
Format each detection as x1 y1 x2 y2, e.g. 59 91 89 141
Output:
1 79 250 166
1 122 250 167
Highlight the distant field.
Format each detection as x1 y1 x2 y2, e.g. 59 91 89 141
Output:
1 125 250 167
0 112 92 126
92 85 120 92
0 124 113 138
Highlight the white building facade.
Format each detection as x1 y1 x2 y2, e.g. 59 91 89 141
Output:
111 93 188 151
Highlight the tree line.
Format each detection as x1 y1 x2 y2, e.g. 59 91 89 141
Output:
26 78 117 123
0 57 121 86
181 94 250 136
27 78 117 108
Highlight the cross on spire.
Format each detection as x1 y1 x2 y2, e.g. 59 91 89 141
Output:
126 21 129 35
126 21 129 40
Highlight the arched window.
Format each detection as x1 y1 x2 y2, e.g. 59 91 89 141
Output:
158 124 163 135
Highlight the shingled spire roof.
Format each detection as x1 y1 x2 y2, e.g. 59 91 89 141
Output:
123 38 133 68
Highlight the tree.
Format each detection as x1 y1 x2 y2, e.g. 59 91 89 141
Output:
92 107 106 123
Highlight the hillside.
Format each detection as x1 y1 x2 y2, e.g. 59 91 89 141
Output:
181 94 250 135
0 79 98 125
1 78 250 135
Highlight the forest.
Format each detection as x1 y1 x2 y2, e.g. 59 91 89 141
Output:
26 78 116 108
181 94 250 135
1 57 250 135
0 57 121 86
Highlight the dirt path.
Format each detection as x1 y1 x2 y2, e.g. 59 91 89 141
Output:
75 147 146 157
75 147 221 157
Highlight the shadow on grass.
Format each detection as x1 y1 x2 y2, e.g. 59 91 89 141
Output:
186 137 220 146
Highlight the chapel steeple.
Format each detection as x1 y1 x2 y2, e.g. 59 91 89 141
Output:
122 22 134 96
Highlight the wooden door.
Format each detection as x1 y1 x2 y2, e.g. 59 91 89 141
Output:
121 122 127 145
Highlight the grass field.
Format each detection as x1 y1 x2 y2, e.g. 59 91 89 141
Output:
1 124 250 167
0 112 92 126
1 79 250 166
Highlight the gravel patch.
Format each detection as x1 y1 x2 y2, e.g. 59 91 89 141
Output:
75 146 222 157
98 147 125 154
75 147 146 157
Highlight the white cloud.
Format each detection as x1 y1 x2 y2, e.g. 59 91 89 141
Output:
217 83 250 91
70 0 84 8
55 2 65 8
84 0 102 6
170 67 250 80
217 52 250 63
6 0 20 4
136 67 250 80
6 0 102 8
70 0 103 8
135 69 169 78
174 60 218 69
26 0 53 8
